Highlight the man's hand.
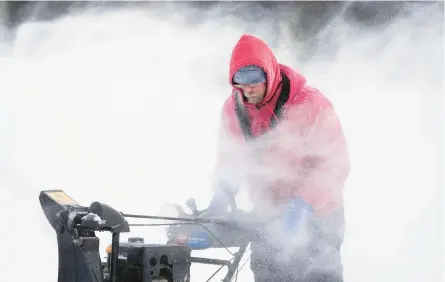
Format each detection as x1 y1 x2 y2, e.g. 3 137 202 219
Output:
207 181 238 215
262 197 315 250
282 197 314 232
207 192 231 216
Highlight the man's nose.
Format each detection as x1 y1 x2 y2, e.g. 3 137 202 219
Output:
244 86 254 92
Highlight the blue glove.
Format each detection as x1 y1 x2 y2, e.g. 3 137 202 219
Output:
207 186 233 214
283 197 314 232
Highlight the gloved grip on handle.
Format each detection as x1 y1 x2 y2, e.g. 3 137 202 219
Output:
208 188 232 213
208 180 238 214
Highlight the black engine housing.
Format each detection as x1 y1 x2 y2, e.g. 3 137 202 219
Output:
104 242 191 282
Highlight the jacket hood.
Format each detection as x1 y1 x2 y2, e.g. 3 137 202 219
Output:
229 34 282 106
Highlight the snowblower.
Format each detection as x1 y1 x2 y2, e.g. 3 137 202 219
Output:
39 189 266 282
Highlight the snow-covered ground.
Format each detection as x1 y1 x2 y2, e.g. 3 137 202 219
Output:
0 3 443 282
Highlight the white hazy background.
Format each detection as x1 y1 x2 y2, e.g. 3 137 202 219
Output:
0 2 443 282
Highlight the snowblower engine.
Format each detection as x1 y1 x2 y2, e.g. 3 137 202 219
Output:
102 238 191 282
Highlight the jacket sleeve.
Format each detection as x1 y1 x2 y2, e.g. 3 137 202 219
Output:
293 95 351 215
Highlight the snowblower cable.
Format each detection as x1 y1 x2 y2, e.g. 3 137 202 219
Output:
195 222 236 256
233 253 251 281
130 221 235 256
204 248 251 282
122 212 229 225
123 213 237 256
129 223 196 227
205 257 235 282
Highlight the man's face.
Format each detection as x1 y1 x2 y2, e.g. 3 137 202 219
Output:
234 82 267 105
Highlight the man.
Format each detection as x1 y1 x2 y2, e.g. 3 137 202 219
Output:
207 34 350 282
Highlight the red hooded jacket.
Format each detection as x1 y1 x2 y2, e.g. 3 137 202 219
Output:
215 34 350 217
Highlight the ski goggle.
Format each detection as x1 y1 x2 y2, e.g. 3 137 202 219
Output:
233 82 265 90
